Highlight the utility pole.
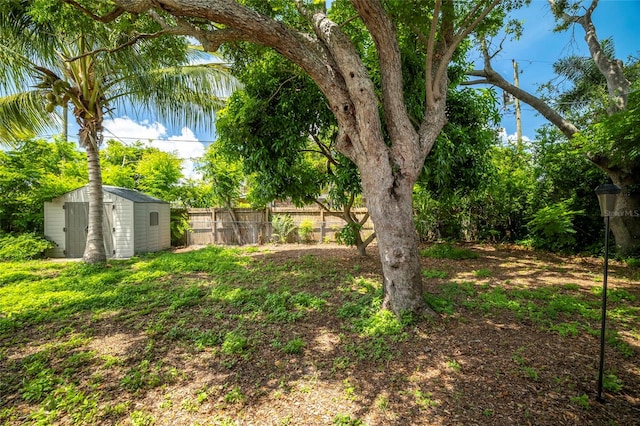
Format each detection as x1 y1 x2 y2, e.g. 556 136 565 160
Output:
512 59 522 151
62 104 68 142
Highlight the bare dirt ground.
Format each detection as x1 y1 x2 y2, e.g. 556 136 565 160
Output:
3 243 640 425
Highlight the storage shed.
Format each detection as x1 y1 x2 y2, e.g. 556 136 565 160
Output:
44 185 171 258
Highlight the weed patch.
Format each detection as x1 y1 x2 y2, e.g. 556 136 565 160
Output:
420 243 478 260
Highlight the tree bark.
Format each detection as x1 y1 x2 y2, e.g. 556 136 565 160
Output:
226 204 244 246
610 189 640 256
362 172 428 315
593 159 640 256
82 129 107 264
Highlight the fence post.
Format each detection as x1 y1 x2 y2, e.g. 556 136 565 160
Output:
213 209 218 244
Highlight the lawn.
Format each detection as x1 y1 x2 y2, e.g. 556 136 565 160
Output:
0 244 638 425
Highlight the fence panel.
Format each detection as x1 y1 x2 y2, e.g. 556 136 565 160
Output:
185 207 373 246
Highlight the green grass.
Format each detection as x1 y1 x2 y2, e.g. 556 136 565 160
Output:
423 268 448 279
1 245 638 424
420 242 479 260
473 268 491 278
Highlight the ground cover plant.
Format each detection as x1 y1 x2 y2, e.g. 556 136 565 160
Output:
0 244 638 425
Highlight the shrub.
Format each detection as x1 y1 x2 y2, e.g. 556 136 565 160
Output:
298 219 315 243
271 214 296 243
0 233 55 261
335 222 362 247
170 209 191 246
526 200 583 252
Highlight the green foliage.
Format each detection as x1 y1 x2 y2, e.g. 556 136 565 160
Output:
575 90 640 171
473 268 492 278
136 150 183 201
221 331 249 355
169 209 191 246
271 214 296 243
422 269 448 279
353 309 404 337
215 49 334 208
281 337 305 354
570 393 590 410
0 138 86 233
198 143 246 208
298 218 315 243
335 222 362 247
413 88 502 242
602 372 624 393
420 243 478 260
482 145 537 242
0 233 54 260
333 413 363 426
525 200 583 252
223 386 246 404
129 410 156 426
21 367 59 403
529 126 604 251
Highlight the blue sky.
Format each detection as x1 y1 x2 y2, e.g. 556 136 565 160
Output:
62 1 638 177
483 0 639 142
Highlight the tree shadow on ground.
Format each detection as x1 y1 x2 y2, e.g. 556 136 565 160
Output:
1 244 638 425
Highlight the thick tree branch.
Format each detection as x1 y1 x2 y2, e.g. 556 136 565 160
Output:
351 0 419 176
548 0 629 113
308 8 382 164
467 41 579 138
65 31 166 62
147 10 246 52
351 0 410 130
425 0 442 107
433 0 500 101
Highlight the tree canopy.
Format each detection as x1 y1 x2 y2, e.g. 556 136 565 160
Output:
62 0 530 314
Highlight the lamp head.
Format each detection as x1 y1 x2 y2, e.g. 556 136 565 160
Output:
595 184 621 217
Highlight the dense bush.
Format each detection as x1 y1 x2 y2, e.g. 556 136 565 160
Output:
0 233 55 261
524 200 584 252
335 222 362 247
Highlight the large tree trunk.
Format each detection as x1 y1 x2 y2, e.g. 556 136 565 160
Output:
359 158 434 316
609 174 640 256
82 127 107 264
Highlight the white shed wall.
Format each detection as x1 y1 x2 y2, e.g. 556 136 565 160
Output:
113 198 135 258
134 203 149 252
132 203 171 253
44 200 66 258
158 204 171 250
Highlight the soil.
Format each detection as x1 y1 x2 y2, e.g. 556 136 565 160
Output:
4 243 640 425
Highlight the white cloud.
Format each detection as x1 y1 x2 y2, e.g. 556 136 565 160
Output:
497 128 533 147
102 117 205 179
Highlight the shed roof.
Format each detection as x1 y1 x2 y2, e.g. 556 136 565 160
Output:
103 186 169 204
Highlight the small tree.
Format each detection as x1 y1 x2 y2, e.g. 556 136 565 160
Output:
198 144 247 245
0 138 86 234
215 48 375 255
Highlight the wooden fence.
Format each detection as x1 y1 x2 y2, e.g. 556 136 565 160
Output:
185 206 374 246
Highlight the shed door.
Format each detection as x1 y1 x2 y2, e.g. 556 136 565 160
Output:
65 202 114 258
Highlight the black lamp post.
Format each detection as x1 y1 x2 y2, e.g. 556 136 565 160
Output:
594 183 621 402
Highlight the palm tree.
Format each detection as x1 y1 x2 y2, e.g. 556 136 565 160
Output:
0 2 238 263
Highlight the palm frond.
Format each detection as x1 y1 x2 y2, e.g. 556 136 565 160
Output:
108 64 241 133
0 91 61 144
